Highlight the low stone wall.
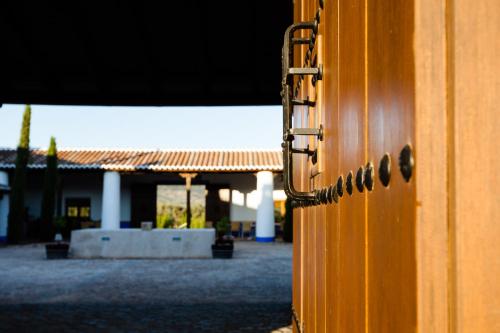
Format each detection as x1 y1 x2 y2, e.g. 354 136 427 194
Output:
70 228 215 258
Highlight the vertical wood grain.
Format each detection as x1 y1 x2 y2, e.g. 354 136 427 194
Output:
366 0 417 331
315 1 327 330
450 0 500 331
414 0 450 332
292 1 304 332
337 0 367 331
322 0 341 332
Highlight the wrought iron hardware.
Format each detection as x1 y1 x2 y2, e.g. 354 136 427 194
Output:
379 153 391 187
281 20 323 202
291 146 316 156
292 98 316 107
399 144 414 182
288 66 322 77
292 37 311 45
291 146 318 165
286 125 323 141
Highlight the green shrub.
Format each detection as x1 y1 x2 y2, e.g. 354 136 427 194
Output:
7 105 31 244
215 216 230 237
40 137 58 241
53 216 66 233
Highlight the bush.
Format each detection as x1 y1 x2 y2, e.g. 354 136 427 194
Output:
215 216 230 238
7 105 31 244
53 216 66 233
40 137 58 241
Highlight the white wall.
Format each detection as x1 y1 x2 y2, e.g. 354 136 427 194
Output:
24 172 131 223
61 174 130 222
20 171 284 225
212 174 285 223
229 190 257 222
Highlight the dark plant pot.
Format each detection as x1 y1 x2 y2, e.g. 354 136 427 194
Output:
211 244 233 259
45 243 69 259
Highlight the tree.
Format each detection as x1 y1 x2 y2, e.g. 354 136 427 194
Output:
283 198 293 243
7 105 31 243
40 137 58 241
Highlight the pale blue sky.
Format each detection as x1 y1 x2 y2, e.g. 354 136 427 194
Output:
0 104 282 150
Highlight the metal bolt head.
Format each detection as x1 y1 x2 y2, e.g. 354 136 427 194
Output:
356 166 365 192
311 149 318 165
320 188 327 204
336 175 343 197
316 190 322 205
399 144 414 182
317 64 323 80
364 162 374 191
346 171 353 195
332 184 339 203
378 153 391 187
327 185 334 203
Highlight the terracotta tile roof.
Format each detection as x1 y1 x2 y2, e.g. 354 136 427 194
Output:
0 148 283 173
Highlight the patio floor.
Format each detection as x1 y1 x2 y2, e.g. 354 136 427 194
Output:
0 241 292 333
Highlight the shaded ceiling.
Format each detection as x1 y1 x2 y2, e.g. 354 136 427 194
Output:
0 1 292 106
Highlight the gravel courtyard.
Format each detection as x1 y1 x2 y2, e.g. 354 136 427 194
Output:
0 241 292 333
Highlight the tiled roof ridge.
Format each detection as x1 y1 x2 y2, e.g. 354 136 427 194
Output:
0 148 283 173
0 147 281 153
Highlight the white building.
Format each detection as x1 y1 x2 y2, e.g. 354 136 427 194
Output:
0 149 285 243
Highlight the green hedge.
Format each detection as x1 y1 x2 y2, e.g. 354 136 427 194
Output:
7 105 31 243
40 137 58 241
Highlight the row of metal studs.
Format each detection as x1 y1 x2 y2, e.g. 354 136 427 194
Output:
291 144 414 208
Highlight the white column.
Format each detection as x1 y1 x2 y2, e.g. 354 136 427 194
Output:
101 171 121 230
255 171 275 242
0 171 9 243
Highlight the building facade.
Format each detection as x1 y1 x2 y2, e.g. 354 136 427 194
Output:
0 149 284 242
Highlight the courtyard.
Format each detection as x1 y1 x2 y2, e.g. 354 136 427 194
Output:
0 241 292 333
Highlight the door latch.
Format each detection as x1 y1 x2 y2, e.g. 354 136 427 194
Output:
281 21 323 203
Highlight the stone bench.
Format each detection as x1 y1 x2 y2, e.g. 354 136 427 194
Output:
70 228 215 259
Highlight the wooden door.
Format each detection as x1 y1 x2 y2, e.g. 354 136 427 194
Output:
290 0 499 332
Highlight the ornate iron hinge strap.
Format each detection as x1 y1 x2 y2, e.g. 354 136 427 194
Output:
281 11 323 204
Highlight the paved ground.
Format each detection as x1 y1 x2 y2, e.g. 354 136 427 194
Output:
0 241 293 333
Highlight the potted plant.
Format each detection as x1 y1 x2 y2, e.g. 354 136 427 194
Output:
45 217 69 259
211 216 233 259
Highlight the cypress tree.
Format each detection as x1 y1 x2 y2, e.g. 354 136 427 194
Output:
7 105 31 244
283 198 293 243
40 137 58 241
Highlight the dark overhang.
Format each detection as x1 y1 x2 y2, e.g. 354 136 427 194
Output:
0 1 292 106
